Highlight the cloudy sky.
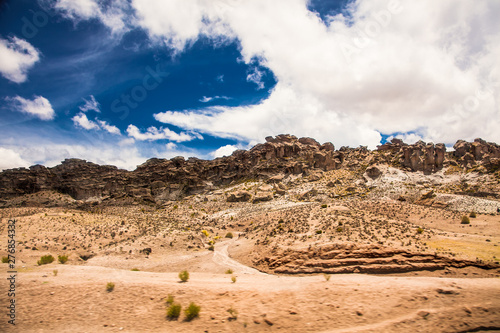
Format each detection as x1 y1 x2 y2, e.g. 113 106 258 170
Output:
0 0 499 171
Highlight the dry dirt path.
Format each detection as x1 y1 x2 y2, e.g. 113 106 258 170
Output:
212 239 266 275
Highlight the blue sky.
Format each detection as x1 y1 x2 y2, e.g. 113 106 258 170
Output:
0 0 499 170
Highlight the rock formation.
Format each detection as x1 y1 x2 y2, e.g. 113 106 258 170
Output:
1 135 498 204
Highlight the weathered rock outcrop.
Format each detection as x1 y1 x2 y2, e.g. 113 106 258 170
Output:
0 135 339 203
253 243 499 274
1 135 498 204
453 138 500 169
377 138 445 174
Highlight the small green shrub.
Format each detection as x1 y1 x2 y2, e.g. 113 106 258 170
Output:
323 273 331 281
184 302 201 321
58 255 68 264
231 276 237 283
321 204 327 209
106 282 115 292
461 215 471 224
37 255 55 265
165 294 175 305
201 230 210 237
316 230 322 234
131 268 140 271
336 227 343 232
225 232 233 239
179 270 189 282
53 269 58 276
166 303 182 320
225 269 233 274
416 227 424 234
208 245 214 251
1 256 8 263
469 211 477 218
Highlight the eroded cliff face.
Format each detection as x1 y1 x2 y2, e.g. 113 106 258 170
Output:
0 135 498 204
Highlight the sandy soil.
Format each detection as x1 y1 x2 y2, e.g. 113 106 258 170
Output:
1 241 500 333
1 167 500 332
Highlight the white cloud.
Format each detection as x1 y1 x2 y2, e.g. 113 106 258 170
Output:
246 66 265 89
155 84 381 148
53 0 500 146
72 112 99 130
54 0 129 34
79 95 100 113
72 113 120 134
210 144 238 158
97 120 121 135
199 95 231 103
0 37 40 83
0 147 30 171
9 95 55 120
126 124 196 142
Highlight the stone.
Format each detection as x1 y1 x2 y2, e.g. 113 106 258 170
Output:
252 192 273 203
227 191 252 202
365 166 382 179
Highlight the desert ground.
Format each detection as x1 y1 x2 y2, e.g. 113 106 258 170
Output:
1 166 500 332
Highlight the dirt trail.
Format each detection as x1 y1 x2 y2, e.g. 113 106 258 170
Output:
212 239 266 275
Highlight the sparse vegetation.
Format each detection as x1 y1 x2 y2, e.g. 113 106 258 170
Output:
37 254 55 265
323 273 331 281
166 303 182 320
461 215 471 224
225 232 234 239
469 211 477 218
165 295 175 305
58 254 68 264
1 256 8 263
417 227 424 234
227 307 238 320
106 282 115 292
231 275 237 283
179 270 189 282
131 268 140 271
53 269 58 276
184 302 201 321
321 204 328 209
225 269 233 274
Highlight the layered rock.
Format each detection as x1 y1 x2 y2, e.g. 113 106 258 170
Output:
253 243 499 274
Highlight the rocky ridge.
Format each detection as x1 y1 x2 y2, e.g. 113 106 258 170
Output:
1 135 499 206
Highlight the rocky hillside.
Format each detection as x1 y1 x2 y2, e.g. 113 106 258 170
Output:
0 135 499 206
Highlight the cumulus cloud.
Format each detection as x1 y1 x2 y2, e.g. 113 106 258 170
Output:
54 0 500 146
72 112 121 134
210 144 238 158
8 95 55 120
0 37 40 83
126 124 197 142
0 147 30 170
72 112 99 130
79 95 100 113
